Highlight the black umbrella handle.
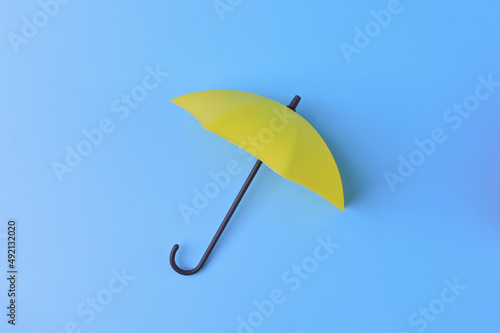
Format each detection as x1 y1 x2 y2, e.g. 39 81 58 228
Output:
170 95 301 275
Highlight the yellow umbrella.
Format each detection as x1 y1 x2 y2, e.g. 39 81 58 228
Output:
170 90 343 275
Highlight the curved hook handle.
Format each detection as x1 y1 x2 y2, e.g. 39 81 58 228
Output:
170 244 207 275
169 95 301 275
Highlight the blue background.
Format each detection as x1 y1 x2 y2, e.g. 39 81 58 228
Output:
1 0 499 332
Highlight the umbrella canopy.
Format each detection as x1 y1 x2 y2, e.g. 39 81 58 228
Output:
171 90 344 210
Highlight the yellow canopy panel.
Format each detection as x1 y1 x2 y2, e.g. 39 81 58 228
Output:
171 90 344 211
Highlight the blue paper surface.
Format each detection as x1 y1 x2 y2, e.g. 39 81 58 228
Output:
1 1 499 332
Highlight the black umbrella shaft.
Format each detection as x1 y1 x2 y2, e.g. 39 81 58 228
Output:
210 95 302 249
202 158 263 263
170 95 301 275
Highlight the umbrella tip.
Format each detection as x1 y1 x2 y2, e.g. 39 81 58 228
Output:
287 95 301 111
